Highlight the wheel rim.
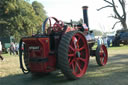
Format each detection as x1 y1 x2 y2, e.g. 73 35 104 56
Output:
99 45 108 66
68 33 89 77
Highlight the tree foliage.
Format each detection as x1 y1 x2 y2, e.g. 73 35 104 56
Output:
0 0 47 42
98 0 127 30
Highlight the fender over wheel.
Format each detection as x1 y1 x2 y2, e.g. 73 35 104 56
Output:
58 31 89 80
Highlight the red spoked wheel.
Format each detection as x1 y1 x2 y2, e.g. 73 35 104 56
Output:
96 45 108 66
58 31 89 80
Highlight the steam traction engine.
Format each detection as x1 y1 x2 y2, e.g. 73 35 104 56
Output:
19 6 108 80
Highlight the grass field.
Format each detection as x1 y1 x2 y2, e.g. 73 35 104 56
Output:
0 46 128 85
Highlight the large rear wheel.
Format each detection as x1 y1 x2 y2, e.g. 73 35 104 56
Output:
58 31 89 80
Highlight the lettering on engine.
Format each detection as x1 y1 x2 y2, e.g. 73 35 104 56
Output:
29 46 40 50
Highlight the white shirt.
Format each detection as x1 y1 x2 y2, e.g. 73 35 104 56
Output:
0 41 2 51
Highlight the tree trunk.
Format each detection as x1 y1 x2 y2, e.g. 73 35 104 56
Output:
121 21 127 29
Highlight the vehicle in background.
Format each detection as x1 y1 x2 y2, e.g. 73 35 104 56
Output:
107 35 115 43
112 29 128 46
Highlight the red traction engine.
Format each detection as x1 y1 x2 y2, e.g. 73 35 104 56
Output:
19 6 108 80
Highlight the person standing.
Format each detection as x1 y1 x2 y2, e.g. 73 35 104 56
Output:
15 43 19 55
10 42 15 55
0 41 3 60
97 37 103 46
103 37 108 47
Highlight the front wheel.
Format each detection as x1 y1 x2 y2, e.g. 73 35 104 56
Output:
96 45 108 66
58 31 89 80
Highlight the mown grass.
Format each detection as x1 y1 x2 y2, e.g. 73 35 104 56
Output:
0 54 21 77
0 45 128 85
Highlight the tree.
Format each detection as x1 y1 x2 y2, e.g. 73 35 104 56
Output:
32 1 46 19
0 0 47 42
32 1 47 32
97 0 127 29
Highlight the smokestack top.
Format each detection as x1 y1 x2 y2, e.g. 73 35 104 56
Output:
82 6 89 29
82 6 88 9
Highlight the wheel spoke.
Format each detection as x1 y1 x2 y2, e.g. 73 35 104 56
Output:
78 46 85 51
103 53 106 57
100 51 105 64
100 56 104 64
76 42 79 49
100 52 104 57
69 59 75 65
68 53 75 57
69 45 75 51
78 58 86 62
75 61 82 72
76 37 80 48
77 37 81 42
100 51 105 58
72 36 77 48
68 58 71 63
72 62 76 73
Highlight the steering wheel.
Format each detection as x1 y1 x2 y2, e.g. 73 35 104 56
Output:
42 17 64 35
53 20 64 32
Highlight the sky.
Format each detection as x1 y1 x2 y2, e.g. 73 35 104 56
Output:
30 0 128 32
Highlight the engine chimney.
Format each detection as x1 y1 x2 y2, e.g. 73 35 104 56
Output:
82 6 89 30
